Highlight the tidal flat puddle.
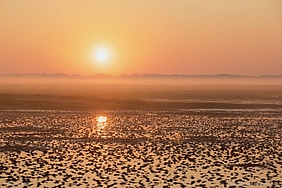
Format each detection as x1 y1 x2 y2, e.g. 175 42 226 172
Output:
0 110 282 187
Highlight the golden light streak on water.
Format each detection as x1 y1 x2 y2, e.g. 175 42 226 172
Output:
97 116 107 123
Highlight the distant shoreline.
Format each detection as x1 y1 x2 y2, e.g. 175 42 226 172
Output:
1 73 282 85
1 83 282 111
1 93 282 111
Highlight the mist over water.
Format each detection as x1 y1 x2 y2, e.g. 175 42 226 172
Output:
1 74 282 98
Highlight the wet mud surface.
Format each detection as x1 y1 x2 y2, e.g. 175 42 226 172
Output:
0 110 282 187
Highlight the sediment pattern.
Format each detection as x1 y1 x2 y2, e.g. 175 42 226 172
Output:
0 110 281 187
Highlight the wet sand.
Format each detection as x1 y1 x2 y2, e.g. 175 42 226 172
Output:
0 110 281 187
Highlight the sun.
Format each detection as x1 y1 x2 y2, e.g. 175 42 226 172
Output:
94 48 109 62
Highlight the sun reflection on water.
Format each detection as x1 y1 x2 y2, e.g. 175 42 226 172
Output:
88 115 108 138
97 116 107 123
96 115 107 138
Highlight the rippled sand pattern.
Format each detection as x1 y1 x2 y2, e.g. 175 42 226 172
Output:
0 110 282 187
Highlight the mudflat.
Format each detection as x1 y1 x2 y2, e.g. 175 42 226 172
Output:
0 109 282 187
0 84 282 187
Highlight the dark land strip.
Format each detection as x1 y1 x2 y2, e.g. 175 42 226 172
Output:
1 94 282 111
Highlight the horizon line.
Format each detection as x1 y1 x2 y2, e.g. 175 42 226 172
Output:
1 72 282 78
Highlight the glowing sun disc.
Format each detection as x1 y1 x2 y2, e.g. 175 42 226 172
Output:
95 48 109 62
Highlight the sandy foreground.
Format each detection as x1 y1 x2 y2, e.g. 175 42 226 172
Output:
0 109 281 187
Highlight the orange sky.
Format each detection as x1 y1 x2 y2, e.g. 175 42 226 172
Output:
1 0 282 76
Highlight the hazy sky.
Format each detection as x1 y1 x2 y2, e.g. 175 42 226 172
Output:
1 0 282 76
